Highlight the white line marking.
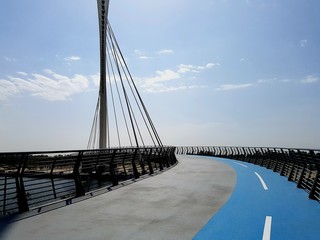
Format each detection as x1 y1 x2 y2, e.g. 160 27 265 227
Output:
234 162 248 168
254 172 268 190
262 216 272 240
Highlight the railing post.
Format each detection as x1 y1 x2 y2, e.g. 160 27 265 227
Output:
296 151 306 188
74 151 85 197
132 149 140 179
139 149 148 175
230 147 234 159
110 149 119 186
258 148 264 166
242 147 246 161
171 147 177 164
272 149 279 172
308 170 319 200
234 147 239 160
3 174 7 215
280 149 288 176
164 148 170 167
147 148 154 175
15 176 29 213
157 148 164 171
121 152 128 178
50 156 57 199
16 153 29 213
266 149 276 169
287 151 296 181
296 166 306 189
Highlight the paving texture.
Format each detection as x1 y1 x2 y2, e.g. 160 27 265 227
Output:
0 155 236 240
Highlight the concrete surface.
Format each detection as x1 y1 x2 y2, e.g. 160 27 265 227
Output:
0 155 236 240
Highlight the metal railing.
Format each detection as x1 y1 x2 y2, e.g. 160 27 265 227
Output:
176 146 320 202
0 146 177 216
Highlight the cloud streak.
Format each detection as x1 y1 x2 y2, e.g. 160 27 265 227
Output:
178 63 219 73
64 56 81 62
157 49 174 55
301 74 318 84
215 83 253 91
0 70 89 101
138 62 218 93
134 49 151 60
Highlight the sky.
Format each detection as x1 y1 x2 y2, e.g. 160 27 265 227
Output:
0 0 320 152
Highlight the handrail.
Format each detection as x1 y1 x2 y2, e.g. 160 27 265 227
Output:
0 146 177 216
176 146 320 202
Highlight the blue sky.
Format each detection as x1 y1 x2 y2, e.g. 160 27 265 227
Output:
0 0 320 151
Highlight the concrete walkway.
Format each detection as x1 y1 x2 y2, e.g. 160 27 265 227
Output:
0 155 236 240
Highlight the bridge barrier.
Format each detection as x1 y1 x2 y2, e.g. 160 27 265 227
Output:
176 146 320 202
0 146 176 216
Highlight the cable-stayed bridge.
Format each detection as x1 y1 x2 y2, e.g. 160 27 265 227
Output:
88 0 162 149
0 0 175 218
1 1 320 239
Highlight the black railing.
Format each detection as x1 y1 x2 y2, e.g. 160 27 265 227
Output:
0 146 177 216
176 146 320 202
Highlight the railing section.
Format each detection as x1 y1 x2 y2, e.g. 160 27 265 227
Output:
0 146 177 216
176 146 320 202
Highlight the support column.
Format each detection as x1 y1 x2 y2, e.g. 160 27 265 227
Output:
97 0 110 149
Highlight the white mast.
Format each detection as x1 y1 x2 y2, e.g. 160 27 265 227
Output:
97 0 110 149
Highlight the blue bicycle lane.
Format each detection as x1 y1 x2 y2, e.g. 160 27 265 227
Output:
193 156 320 240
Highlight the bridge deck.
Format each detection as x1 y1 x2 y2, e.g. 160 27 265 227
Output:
2 155 319 239
0 155 236 240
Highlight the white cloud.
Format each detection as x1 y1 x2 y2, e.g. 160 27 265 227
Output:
301 75 318 84
90 74 100 87
17 71 28 76
256 78 277 84
0 70 89 101
157 49 174 55
144 69 181 85
134 49 144 55
300 39 307 48
178 63 219 73
178 64 199 73
215 83 253 91
280 79 291 83
143 63 216 85
143 84 207 93
137 62 217 93
139 56 151 60
0 79 19 100
64 56 81 62
134 49 151 60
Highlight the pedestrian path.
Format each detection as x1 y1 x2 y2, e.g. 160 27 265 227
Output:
0 155 236 240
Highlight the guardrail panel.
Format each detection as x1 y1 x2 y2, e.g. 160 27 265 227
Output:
0 146 177 217
177 146 320 203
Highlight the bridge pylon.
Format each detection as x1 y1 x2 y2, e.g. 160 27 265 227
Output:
88 0 162 149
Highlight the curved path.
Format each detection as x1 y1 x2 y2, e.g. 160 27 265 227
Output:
0 155 236 240
195 156 320 240
2 155 319 239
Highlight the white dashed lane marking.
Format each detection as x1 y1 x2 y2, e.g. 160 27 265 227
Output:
234 162 248 168
262 216 272 240
254 172 268 190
